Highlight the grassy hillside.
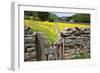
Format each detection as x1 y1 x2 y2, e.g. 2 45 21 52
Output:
24 20 90 43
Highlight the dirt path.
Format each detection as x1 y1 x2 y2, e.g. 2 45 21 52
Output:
54 22 62 43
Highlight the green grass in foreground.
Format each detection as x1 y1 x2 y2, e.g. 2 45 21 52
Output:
24 20 90 43
74 52 90 59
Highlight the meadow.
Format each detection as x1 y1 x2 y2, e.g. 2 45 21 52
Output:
24 20 90 43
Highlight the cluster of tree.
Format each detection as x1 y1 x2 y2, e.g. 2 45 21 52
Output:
24 11 58 22
24 11 38 20
24 11 90 23
66 14 90 23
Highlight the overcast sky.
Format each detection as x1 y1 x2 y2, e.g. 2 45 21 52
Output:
52 12 76 17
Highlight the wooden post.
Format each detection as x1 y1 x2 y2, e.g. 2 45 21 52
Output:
61 38 64 59
35 32 49 61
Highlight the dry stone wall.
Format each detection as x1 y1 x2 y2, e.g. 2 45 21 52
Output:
24 25 37 61
60 27 90 59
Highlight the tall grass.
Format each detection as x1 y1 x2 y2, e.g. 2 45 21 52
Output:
24 20 90 43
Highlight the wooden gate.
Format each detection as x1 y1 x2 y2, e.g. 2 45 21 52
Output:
35 32 64 61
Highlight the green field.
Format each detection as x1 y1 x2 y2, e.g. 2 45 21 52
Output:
24 20 90 43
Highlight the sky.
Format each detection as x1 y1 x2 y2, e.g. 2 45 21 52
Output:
52 12 76 17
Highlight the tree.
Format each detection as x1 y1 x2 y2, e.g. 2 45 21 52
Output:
66 16 72 22
32 12 39 21
24 11 33 20
24 11 33 16
71 14 90 23
48 13 58 22
24 11 38 20
38 12 49 21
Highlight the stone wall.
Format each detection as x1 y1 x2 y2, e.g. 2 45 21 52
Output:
60 27 90 59
24 25 37 61
24 25 58 61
